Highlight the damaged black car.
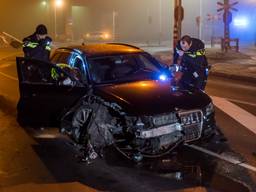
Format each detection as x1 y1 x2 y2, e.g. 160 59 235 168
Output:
16 43 216 162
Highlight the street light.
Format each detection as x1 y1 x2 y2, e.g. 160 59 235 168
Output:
54 0 63 40
41 1 47 6
55 0 63 8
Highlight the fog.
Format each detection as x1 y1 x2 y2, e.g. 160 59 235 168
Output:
0 0 255 46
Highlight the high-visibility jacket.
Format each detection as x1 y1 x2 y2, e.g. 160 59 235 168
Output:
173 38 208 66
173 38 208 90
23 33 52 62
51 63 72 80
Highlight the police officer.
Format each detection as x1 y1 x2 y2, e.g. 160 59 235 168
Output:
173 35 208 91
23 24 52 62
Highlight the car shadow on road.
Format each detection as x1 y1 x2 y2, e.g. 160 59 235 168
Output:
0 95 17 117
30 136 197 192
25 131 251 192
7 111 254 192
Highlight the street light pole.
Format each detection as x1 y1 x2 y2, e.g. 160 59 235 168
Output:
112 11 117 42
54 5 57 39
54 0 63 40
159 0 162 45
173 0 183 48
199 0 203 40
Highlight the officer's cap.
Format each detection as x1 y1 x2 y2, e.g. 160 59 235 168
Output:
36 24 48 35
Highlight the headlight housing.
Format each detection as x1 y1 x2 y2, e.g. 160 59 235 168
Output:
205 102 214 116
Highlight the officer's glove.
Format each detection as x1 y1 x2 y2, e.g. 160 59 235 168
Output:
39 36 52 47
193 71 199 78
176 50 184 57
169 64 182 73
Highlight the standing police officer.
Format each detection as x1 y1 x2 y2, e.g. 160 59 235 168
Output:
23 24 52 62
173 35 208 91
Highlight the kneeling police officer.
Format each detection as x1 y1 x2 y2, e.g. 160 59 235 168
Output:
173 35 209 91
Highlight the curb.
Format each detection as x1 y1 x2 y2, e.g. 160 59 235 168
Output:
209 71 256 84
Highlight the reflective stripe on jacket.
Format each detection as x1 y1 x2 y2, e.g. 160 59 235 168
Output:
175 48 206 58
23 41 51 51
23 42 39 49
51 63 72 80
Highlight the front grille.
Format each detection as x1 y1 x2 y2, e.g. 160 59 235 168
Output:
152 112 178 126
179 110 203 142
140 112 178 129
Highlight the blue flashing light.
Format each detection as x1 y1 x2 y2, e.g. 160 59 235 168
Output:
159 74 167 81
233 17 249 28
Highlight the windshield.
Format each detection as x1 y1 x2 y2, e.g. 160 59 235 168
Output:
88 53 162 84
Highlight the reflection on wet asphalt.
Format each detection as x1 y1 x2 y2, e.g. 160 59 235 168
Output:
140 145 251 192
29 127 253 192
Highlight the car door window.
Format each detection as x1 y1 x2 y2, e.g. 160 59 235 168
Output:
136 54 161 72
18 59 54 84
73 57 84 73
17 58 84 87
51 53 61 63
68 53 88 83
56 52 71 64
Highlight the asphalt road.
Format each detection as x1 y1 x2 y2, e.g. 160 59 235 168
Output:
0 51 255 192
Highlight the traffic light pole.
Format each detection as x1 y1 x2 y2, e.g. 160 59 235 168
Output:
223 0 230 49
173 0 182 48
217 0 239 52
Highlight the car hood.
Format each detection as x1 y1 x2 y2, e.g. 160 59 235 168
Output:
94 80 211 116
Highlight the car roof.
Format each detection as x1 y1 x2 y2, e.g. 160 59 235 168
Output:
57 43 144 57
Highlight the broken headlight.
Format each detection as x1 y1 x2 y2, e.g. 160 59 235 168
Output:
205 102 214 116
136 117 145 128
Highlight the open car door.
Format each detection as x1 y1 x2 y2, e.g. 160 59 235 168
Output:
16 57 88 126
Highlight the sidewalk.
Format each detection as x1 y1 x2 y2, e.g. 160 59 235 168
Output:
207 47 256 83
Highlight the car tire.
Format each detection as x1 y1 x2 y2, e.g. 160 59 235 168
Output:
71 105 93 143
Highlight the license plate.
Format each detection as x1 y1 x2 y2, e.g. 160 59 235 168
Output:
179 110 203 142
180 111 202 126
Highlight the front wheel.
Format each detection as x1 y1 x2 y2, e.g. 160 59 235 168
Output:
71 105 93 143
71 102 115 151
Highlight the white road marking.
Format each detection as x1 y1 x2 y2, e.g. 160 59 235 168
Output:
0 182 98 192
0 71 18 81
186 144 256 173
225 97 256 107
208 79 256 91
0 52 21 61
211 96 256 135
0 63 12 68
34 134 58 139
